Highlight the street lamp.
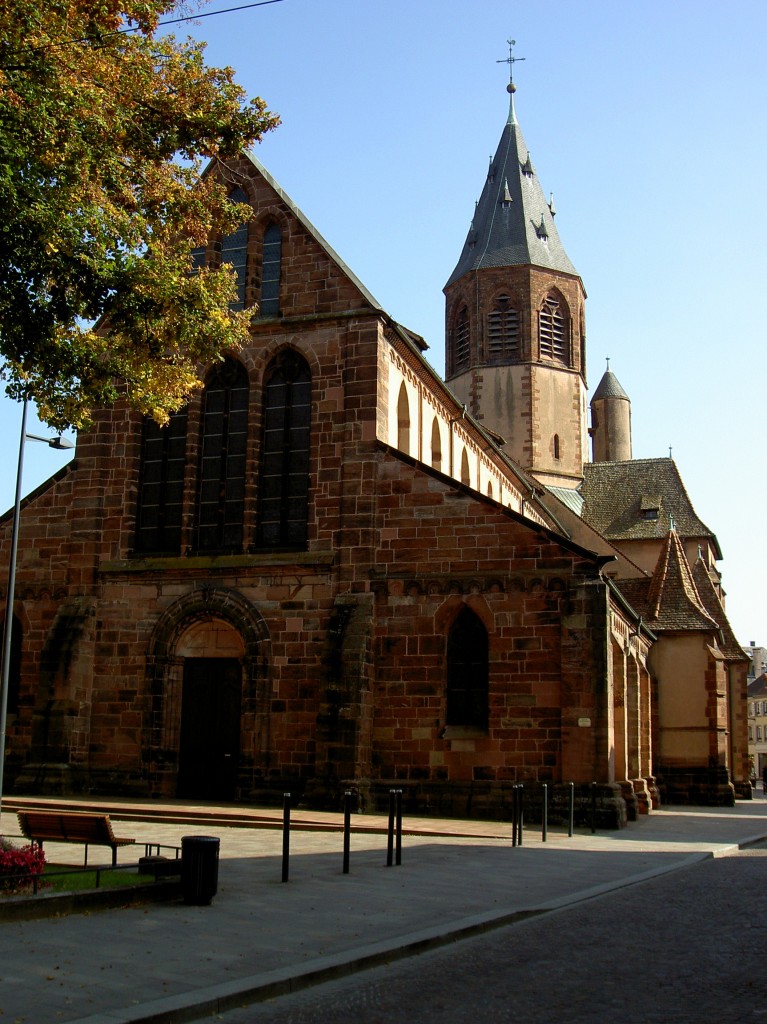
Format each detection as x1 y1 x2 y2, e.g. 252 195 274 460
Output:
0 397 74 814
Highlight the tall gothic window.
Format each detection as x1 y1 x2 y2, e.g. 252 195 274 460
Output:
452 306 470 372
446 607 489 730
487 295 519 362
135 408 188 554
196 358 249 553
397 383 410 454
221 187 250 311
259 222 282 317
256 349 311 549
539 292 569 363
431 417 442 470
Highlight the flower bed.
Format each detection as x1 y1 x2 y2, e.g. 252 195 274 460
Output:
0 838 46 894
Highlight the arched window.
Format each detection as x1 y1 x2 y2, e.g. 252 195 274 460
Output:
397 383 410 454
135 407 188 554
553 433 561 461
487 295 519 362
452 306 470 373
196 358 249 553
259 222 281 317
220 187 250 311
446 606 489 730
460 449 471 486
257 349 311 549
487 481 493 498
431 418 442 470
539 292 568 363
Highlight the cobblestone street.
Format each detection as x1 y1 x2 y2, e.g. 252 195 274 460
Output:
220 844 767 1024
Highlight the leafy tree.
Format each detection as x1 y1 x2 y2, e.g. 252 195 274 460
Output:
0 0 279 428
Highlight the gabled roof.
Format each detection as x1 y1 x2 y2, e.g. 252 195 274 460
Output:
445 88 578 288
243 151 386 315
691 557 748 661
581 458 721 555
616 530 718 633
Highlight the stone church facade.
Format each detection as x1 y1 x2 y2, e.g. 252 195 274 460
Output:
0 83 749 822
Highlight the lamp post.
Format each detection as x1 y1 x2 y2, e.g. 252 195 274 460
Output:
0 396 74 814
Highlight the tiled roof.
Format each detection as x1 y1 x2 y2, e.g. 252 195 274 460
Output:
445 90 578 288
613 531 717 633
691 557 748 660
581 458 720 552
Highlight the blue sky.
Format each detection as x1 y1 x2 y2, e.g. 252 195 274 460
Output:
2 0 765 645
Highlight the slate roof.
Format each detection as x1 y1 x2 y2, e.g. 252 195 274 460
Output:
445 88 578 288
592 369 630 402
748 674 767 698
614 530 717 633
580 458 721 554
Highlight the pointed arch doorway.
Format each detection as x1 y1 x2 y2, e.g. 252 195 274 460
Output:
176 619 245 801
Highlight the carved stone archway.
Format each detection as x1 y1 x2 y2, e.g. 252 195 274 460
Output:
144 585 271 798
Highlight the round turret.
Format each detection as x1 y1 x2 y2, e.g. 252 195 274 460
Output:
590 366 632 462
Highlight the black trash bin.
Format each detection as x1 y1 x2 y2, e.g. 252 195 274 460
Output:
181 835 220 905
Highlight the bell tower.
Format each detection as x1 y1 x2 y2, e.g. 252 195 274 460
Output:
444 46 588 489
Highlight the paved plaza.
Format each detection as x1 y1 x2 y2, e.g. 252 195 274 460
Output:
1 794 766 1024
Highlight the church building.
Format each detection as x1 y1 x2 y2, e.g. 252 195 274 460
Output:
0 74 749 824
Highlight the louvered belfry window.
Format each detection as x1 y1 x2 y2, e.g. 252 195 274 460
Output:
196 358 249 552
539 293 568 362
220 187 250 311
453 307 470 371
135 407 188 554
256 349 311 549
487 294 519 362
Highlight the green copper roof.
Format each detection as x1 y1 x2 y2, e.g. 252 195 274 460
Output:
445 89 578 288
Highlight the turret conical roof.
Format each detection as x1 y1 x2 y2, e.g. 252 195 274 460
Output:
445 87 578 288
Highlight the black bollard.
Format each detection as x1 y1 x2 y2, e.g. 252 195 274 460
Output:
591 780 597 834
387 789 395 866
342 790 352 874
511 784 518 847
517 784 524 846
542 783 548 842
395 789 403 866
568 781 575 837
281 792 291 883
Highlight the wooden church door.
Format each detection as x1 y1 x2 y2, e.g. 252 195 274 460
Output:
177 658 242 800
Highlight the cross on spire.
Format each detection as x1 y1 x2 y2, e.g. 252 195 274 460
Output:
497 38 525 87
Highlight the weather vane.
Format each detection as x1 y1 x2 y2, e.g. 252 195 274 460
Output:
497 38 525 90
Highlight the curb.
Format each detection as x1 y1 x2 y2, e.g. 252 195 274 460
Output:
0 879 182 922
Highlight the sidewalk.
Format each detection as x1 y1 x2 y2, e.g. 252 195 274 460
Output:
1 795 766 1024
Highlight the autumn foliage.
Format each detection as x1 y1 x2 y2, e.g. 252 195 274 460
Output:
0 0 279 427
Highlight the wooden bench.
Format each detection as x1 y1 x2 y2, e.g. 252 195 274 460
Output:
16 810 136 866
